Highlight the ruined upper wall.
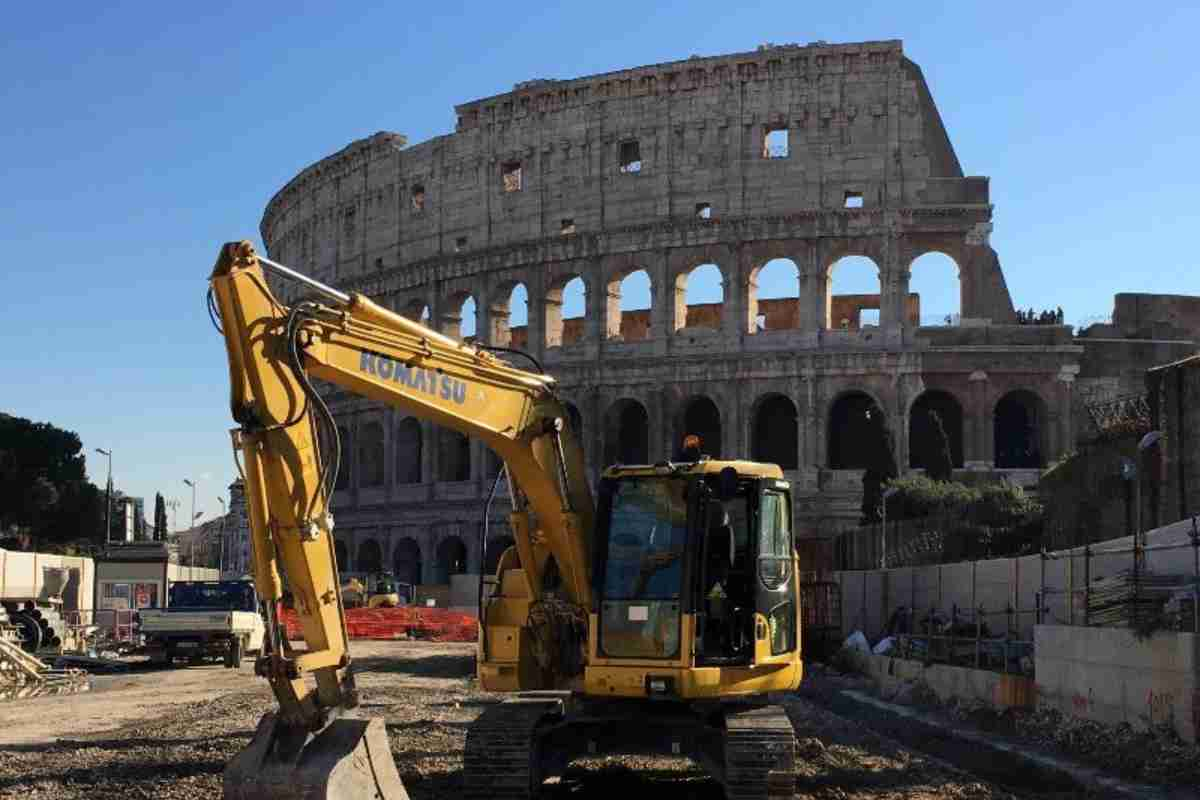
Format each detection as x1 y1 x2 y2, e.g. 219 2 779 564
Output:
261 40 987 285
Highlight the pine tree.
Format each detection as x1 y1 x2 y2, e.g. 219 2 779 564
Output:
153 493 168 542
860 403 899 524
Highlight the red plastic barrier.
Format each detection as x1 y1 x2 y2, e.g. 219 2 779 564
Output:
280 606 478 642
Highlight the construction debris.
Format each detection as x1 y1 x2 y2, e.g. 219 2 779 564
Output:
1085 569 1197 630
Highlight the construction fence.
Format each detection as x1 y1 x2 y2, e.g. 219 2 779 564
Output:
832 515 1200 675
280 605 477 643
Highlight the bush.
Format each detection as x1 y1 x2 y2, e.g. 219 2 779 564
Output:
884 475 1043 528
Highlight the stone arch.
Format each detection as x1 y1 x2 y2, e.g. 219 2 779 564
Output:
825 255 882 330
752 394 799 469
393 537 422 585
994 390 1047 469
605 267 653 342
400 298 431 324
334 539 348 572
441 290 476 340
677 395 722 458
335 426 352 490
436 536 468 583
908 390 965 470
357 538 383 574
676 263 724 331
603 398 650 466
749 258 801 332
487 279 528 348
358 420 385 487
545 272 587 348
483 536 515 575
828 390 886 469
437 426 471 482
909 251 962 327
395 417 422 484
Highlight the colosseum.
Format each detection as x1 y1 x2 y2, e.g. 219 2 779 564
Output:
260 39 1200 602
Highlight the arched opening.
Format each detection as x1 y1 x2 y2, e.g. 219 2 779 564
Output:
563 401 583 441
357 539 383 574
676 263 724 331
401 299 431 324
436 536 468 583
603 399 649 466
334 539 348 572
679 396 722 458
909 252 961 327
395 418 422 484
545 275 587 347
483 536 515 575
994 391 1045 469
606 270 653 342
441 292 475 341
358 421 384 487
909 391 965 471
826 256 881 330
828 392 883 469
393 537 422 585
752 395 798 469
750 259 800 332
489 282 528 348
335 427 351 490
437 426 471 482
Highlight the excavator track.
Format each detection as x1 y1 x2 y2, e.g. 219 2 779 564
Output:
724 704 797 800
463 696 562 799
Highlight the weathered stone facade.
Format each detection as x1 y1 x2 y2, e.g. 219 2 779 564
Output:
260 41 1199 587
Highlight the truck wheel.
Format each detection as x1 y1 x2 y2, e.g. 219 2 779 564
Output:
225 636 244 668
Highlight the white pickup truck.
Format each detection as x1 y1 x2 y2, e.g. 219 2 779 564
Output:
140 580 264 668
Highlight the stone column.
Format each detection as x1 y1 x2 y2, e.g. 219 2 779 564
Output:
651 250 671 357
799 242 825 335
966 371 991 469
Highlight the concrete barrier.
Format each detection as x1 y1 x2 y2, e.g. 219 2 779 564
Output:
1035 624 1200 743
865 653 1036 710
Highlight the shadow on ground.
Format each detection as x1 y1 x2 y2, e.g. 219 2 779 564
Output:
352 653 475 678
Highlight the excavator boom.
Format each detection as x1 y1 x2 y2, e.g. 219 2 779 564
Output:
209 241 593 799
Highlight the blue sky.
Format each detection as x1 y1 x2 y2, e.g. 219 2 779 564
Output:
2 1 1198 524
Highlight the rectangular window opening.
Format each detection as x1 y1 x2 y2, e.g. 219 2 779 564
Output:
859 309 880 327
561 218 576 235
844 191 863 209
764 127 789 159
695 202 712 220
454 236 468 253
374 257 384 270
619 140 642 173
502 161 522 192
411 185 426 211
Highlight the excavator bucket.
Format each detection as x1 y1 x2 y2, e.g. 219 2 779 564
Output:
224 712 409 800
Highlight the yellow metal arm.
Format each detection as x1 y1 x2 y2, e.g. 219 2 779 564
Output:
209 242 592 729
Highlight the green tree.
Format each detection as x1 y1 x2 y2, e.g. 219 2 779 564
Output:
925 410 955 482
860 403 899 523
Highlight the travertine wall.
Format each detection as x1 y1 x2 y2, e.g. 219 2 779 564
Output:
259 41 1196 582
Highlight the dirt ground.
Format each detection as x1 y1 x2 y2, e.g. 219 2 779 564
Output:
0 641 1098 799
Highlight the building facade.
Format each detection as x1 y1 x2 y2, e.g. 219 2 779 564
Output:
259 41 1199 588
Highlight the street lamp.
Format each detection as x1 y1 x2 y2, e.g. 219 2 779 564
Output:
217 496 227 575
880 486 900 570
95 448 112 544
1135 431 1163 571
184 478 198 578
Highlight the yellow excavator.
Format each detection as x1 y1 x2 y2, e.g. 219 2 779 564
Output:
209 241 802 799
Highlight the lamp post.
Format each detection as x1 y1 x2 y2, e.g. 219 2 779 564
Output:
881 486 900 569
217 496 227 575
95 448 112 544
184 478 197 579
1135 431 1163 572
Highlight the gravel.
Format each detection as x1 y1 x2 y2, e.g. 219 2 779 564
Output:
0 643 1107 799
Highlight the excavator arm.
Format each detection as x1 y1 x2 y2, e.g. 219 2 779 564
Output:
209 241 593 799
